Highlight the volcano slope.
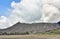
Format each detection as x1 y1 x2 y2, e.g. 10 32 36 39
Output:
0 22 60 34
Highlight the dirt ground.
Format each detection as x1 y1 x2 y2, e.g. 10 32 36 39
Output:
0 35 60 39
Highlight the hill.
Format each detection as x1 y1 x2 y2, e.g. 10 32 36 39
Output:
0 22 60 34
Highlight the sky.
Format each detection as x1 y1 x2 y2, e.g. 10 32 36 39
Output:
0 0 60 29
0 0 20 16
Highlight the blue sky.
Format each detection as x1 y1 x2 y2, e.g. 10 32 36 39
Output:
0 0 20 16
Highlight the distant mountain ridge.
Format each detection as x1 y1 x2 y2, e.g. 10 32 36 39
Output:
0 22 60 34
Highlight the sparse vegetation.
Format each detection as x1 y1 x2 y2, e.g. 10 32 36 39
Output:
0 32 29 35
1 28 60 35
35 28 60 35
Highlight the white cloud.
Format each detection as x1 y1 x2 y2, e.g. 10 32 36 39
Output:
11 0 42 23
0 16 7 23
1 0 60 29
41 4 60 22
0 16 9 29
10 0 60 23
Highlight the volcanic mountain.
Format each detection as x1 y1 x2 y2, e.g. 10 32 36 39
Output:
0 22 60 34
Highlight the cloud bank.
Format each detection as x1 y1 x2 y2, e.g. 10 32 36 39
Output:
10 0 60 23
0 0 60 29
11 0 42 23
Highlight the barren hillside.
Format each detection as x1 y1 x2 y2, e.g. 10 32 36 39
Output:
0 22 60 34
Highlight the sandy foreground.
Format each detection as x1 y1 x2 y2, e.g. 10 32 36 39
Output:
0 35 60 39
